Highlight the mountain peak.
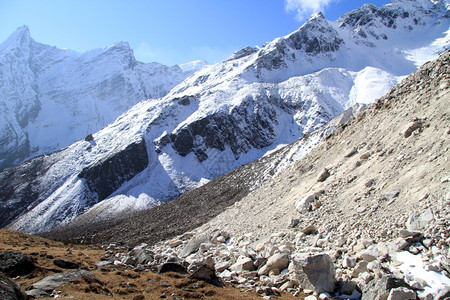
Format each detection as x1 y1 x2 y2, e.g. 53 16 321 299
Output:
0 25 31 50
308 11 325 21
104 41 131 52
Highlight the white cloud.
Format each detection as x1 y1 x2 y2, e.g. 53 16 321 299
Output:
285 0 338 21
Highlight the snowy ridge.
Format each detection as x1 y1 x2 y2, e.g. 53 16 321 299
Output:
0 26 197 170
1 0 449 233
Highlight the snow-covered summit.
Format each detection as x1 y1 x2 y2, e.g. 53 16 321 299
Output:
0 26 197 170
1 0 449 233
179 60 208 73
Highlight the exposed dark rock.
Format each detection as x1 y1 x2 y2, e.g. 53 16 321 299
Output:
78 138 148 201
53 258 80 269
175 95 194 106
226 46 259 61
188 265 223 287
165 100 277 162
158 263 187 274
0 251 35 277
84 134 94 142
0 273 27 300
0 156 54 228
286 14 344 54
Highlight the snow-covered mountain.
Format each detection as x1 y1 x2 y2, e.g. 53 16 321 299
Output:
1 0 449 233
0 26 202 170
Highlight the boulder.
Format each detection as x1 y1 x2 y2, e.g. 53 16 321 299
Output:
0 273 27 300
292 253 336 294
296 192 321 212
302 224 318 235
0 251 35 277
361 275 413 300
257 253 289 276
406 209 434 231
230 257 255 272
403 120 421 138
340 280 358 296
179 236 210 258
158 262 187 274
352 261 368 278
53 258 80 269
131 249 154 265
26 270 102 298
436 286 450 300
188 264 224 287
387 287 417 300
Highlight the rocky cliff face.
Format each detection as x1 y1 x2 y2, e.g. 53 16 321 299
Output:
0 0 449 234
0 26 197 170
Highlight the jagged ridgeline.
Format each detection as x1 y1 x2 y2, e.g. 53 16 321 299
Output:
0 0 449 234
0 26 204 170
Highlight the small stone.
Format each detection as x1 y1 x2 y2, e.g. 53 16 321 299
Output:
296 192 321 212
216 236 226 243
352 261 368 278
340 280 358 295
258 253 289 276
317 168 330 182
356 206 366 213
360 152 371 160
289 218 300 228
302 225 318 235
215 261 231 273
345 147 358 157
365 179 375 187
359 271 374 284
342 256 356 269
403 120 421 138
168 240 183 248
409 246 420 255
280 280 294 291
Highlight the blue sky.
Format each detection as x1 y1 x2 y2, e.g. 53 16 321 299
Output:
0 0 391 66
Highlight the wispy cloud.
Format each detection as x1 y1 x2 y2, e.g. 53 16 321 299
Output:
285 0 338 21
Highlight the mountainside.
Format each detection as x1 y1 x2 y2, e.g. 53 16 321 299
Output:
1 0 449 234
47 48 450 299
0 26 200 170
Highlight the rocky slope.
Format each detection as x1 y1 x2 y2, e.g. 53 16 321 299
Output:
1 0 449 234
0 26 199 170
1 229 300 300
